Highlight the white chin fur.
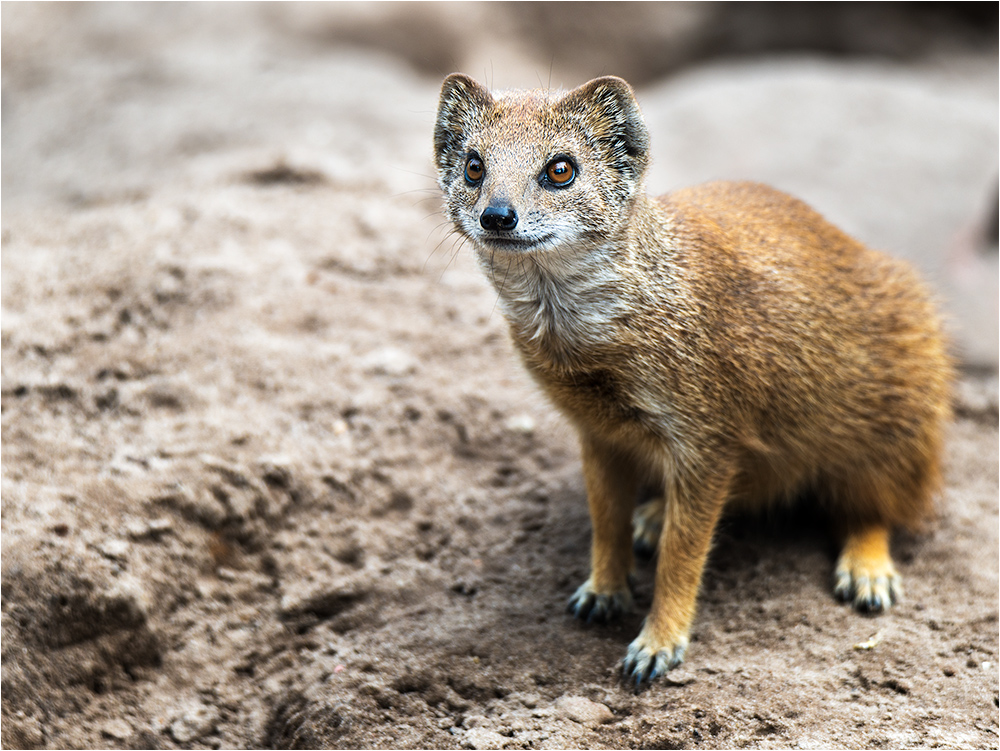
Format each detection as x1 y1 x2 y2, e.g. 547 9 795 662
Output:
473 235 625 359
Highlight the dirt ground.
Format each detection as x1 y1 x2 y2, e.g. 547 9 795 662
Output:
2 4 998 749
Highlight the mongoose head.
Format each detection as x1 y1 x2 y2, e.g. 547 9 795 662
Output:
433 74 650 256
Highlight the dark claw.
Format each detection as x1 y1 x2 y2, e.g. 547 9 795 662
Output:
857 588 888 614
621 638 686 686
566 591 587 618
834 571 900 614
567 584 631 624
567 589 601 622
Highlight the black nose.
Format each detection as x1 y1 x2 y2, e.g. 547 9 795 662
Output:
480 206 518 232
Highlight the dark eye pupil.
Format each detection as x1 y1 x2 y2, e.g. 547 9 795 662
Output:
466 158 483 181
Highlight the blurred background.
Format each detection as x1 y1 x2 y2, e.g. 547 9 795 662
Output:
3 1 997 363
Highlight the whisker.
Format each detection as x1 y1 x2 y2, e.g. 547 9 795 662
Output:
394 187 443 199
424 226 464 273
422 233 451 271
437 235 467 283
487 250 503 322
387 185 440 203
490 250 514 321
388 166 438 180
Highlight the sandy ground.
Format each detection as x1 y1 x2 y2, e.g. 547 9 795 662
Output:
2 4 998 749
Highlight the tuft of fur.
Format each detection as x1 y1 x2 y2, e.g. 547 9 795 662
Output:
433 73 954 684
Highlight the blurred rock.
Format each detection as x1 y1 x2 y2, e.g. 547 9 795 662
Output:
463 727 511 750
264 2 997 88
97 538 130 560
639 58 998 366
4 545 150 649
555 695 615 725
169 701 220 744
99 719 134 741
361 346 418 377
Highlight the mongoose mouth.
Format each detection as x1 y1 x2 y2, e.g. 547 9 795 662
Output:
474 233 554 254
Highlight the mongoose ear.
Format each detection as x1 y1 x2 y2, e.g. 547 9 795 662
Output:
558 76 650 180
434 73 494 175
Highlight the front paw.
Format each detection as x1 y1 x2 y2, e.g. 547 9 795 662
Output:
621 625 688 685
567 579 633 624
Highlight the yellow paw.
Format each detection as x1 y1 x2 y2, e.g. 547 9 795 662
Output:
833 557 901 613
621 623 688 684
834 527 901 613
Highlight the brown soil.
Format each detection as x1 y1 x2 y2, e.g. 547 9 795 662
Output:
2 5 997 749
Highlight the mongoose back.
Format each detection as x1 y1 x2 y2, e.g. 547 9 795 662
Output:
433 73 953 684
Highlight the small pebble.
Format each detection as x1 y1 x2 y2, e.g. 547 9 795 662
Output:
125 520 150 539
100 719 133 740
662 669 697 686
124 517 173 540
505 414 536 433
463 727 510 750
98 539 130 560
360 347 417 376
516 692 540 709
148 517 173 534
169 702 219 744
555 695 614 725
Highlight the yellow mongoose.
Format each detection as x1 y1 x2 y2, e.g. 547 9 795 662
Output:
433 74 953 684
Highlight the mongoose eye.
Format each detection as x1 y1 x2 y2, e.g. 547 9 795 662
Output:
465 156 484 185
545 159 575 187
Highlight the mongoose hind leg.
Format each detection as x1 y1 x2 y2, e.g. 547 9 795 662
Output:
567 436 639 624
834 525 901 613
633 496 665 558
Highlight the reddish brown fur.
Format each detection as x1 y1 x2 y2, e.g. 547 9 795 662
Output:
433 74 953 683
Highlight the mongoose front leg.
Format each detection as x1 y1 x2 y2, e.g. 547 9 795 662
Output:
834 524 901 613
567 436 639 624
623 467 731 684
